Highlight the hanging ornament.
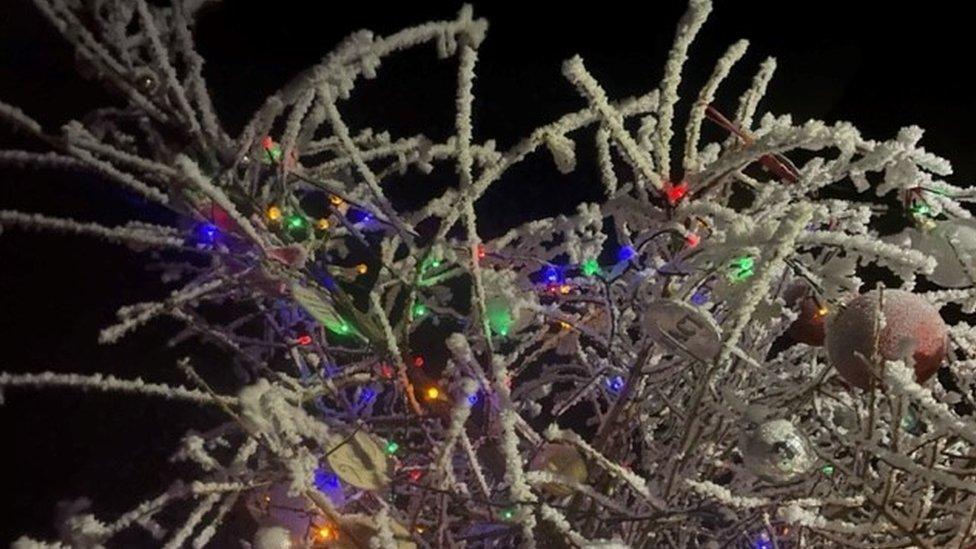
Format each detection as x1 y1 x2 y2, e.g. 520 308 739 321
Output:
246 483 325 546
784 282 827 346
528 443 588 497
325 430 391 490
825 290 948 390
643 299 721 362
252 526 293 549
739 419 816 483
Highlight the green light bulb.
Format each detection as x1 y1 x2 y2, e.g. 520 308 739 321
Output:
581 259 601 277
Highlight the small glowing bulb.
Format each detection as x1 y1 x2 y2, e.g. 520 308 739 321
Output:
412 355 425 368
286 215 305 230
476 244 486 259
685 233 701 247
266 206 282 222
316 218 330 230
664 181 689 205
425 387 440 400
558 321 571 330
816 306 829 317
501 508 515 521
329 195 344 206
581 259 600 277
559 284 571 295
355 263 368 275
315 525 338 541
385 441 399 455
296 334 312 346
412 303 427 317
415 526 426 534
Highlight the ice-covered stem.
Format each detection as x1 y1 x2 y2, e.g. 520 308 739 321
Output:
655 0 713 177
0 371 237 406
321 92 415 246
665 203 813 497
100 277 226 344
432 378 477 487
562 55 663 191
683 39 749 173
0 211 184 249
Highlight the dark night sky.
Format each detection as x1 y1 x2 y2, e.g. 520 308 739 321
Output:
1 0 975 545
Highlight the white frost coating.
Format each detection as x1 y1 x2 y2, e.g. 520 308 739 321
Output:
4 1 976 547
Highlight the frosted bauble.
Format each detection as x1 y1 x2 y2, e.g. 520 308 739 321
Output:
825 290 948 390
253 526 293 549
740 419 816 483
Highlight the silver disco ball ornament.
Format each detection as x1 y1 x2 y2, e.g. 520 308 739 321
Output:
740 419 816 483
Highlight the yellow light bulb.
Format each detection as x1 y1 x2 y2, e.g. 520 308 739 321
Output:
316 218 330 230
425 387 440 400
315 525 338 541
329 195 344 206
266 206 282 221
356 263 368 274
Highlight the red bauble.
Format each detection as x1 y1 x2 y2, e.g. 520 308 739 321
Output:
825 290 948 390
784 282 826 346
788 296 827 346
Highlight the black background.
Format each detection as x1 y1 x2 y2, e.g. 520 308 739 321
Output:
1 0 975 545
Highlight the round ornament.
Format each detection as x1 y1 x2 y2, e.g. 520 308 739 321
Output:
528 443 588 496
825 290 948 390
325 430 391 490
784 282 827 346
253 526 293 549
643 299 721 362
740 419 816 483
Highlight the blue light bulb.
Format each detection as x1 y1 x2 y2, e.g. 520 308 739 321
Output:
618 245 635 262
196 222 218 244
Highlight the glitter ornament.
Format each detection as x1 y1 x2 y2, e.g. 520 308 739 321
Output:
253 526 293 549
740 419 816 483
825 290 948 390
528 443 588 496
